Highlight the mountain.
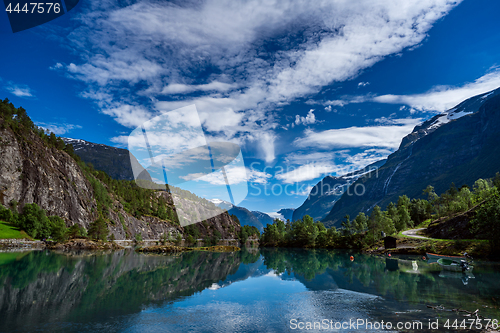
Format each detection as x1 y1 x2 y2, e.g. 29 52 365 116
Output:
277 208 294 222
209 199 274 231
251 211 274 227
208 198 234 211
292 159 386 222
323 87 500 227
228 206 264 231
0 99 241 241
62 138 152 182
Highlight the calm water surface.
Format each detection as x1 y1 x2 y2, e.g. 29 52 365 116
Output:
0 248 499 332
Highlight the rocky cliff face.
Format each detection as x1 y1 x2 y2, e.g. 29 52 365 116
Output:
0 116 240 241
0 126 97 228
323 88 500 227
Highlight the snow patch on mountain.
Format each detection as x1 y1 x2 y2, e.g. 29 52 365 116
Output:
266 212 285 221
209 198 233 210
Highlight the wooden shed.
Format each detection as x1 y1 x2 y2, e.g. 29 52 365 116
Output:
383 236 397 249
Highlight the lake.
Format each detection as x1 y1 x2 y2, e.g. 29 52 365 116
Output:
0 248 499 332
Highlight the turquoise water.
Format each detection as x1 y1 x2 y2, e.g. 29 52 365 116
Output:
0 248 499 332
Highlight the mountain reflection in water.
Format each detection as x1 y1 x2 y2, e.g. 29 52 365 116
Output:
0 248 499 332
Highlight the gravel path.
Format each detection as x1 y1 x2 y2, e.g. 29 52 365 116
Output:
401 228 432 240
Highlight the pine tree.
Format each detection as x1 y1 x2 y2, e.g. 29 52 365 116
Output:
353 212 368 233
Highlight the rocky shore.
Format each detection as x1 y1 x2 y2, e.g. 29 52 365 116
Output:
0 239 44 250
0 238 243 253
136 244 240 254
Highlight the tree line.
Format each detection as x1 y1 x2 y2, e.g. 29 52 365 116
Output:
261 174 500 250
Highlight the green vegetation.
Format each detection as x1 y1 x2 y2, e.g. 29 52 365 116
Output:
238 225 259 243
0 98 81 161
1 98 184 240
88 216 109 242
78 162 181 226
0 203 67 241
67 223 87 239
134 233 143 243
470 180 500 252
0 220 31 239
262 174 500 253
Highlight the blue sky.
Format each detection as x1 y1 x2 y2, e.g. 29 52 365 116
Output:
1 0 500 215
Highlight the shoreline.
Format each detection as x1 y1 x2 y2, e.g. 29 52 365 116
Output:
0 238 246 253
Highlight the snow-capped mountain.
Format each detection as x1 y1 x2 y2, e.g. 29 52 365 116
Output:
323 87 500 227
277 208 295 222
63 137 151 181
399 88 500 148
292 159 386 222
208 199 234 211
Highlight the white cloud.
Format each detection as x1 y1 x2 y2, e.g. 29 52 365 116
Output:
59 0 462 161
372 69 500 112
275 163 338 184
358 82 370 87
373 117 423 125
181 166 271 185
281 148 392 180
159 82 237 95
4 81 34 98
294 109 316 126
336 148 391 171
290 185 315 196
36 122 82 135
324 105 332 112
284 151 340 165
294 122 420 150
102 104 152 128
266 212 286 221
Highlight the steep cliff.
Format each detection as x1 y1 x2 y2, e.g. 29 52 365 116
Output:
0 99 241 241
0 125 97 228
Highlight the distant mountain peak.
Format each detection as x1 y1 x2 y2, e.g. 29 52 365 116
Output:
62 137 151 181
323 87 500 227
208 198 234 210
400 87 500 148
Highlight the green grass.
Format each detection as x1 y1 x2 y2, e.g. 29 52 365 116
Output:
415 218 433 228
0 220 31 240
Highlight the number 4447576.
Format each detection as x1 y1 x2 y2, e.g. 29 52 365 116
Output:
5 3 61 14
444 319 498 330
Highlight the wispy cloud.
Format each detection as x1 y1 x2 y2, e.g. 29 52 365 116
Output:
372 69 500 112
57 0 462 162
275 163 338 184
290 185 314 196
293 121 420 150
280 148 391 182
325 69 500 113
36 122 82 135
181 166 271 186
3 80 35 98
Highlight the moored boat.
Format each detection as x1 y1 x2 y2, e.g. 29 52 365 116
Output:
437 258 473 272
426 252 465 264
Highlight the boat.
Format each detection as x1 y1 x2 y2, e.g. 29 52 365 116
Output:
437 258 473 272
426 252 466 264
